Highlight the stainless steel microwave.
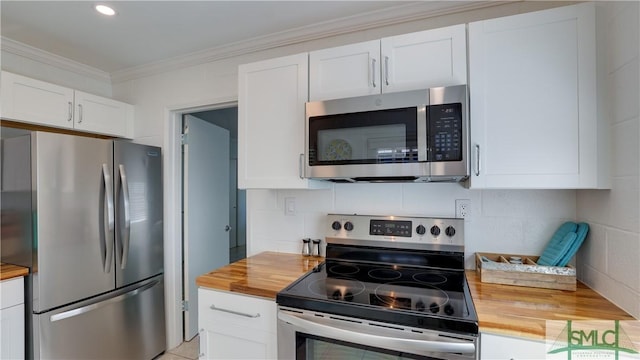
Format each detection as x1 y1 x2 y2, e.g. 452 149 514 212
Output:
305 85 469 183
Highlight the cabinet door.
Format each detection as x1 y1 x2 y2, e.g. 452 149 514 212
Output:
468 3 600 189
309 40 380 101
238 53 327 189
0 278 25 360
1 71 74 129
74 91 134 138
381 24 467 93
198 288 277 360
481 333 546 359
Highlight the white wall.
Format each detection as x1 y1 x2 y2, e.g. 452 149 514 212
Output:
576 1 640 319
247 185 576 270
1 50 112 97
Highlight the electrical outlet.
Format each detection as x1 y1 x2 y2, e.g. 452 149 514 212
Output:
455 199 471 219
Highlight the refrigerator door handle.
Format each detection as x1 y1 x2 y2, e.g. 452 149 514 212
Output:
118 164 131 269
49 278 160 323
103 163 115 273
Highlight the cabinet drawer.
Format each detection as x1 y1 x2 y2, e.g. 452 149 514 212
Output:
0 277 24 309
198 288 276 333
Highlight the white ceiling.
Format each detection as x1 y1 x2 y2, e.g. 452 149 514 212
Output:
1 1 483 79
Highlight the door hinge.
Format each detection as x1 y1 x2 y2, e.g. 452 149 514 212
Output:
181 300 189 311
181 133 188 145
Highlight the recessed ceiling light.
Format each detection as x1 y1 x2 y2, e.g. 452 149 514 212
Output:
95 4 116 16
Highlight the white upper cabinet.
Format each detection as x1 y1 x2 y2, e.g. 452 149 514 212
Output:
238 53 329 189
381 24 467 94
309 40 380 101
1 71 74 129
309 24 467 101
1 71 134 138
73 91 134 138
468 3 608 189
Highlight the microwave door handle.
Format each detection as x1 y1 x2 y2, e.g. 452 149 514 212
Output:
299 153 304 179
278 312 475 355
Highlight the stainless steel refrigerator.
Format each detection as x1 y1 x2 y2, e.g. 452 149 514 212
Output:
2 131 166 359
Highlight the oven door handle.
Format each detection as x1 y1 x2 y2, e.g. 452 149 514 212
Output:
278 311 476 355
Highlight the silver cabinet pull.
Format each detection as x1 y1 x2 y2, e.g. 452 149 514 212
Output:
210 304 260 318
68 101 73 122
384 56 390 86
78 104 83 123
118 164 131 269
475 144 481 176
371 58 377 88
102 164 115 273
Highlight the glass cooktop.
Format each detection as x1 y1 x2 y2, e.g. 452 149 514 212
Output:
277 257 479 335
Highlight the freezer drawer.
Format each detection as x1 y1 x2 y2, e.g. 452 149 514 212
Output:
33 275 166 360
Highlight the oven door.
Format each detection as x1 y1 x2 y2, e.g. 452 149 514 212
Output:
278 307 478 360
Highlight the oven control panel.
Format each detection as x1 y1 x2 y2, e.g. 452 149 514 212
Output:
327 214 464 247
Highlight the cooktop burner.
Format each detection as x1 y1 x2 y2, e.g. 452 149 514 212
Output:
276 214 479 336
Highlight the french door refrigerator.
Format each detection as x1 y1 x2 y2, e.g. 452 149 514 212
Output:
25 131 165 359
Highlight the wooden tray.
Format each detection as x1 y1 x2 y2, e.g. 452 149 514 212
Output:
475 252 576 291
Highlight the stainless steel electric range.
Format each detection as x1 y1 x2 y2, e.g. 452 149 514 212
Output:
277 214 479 360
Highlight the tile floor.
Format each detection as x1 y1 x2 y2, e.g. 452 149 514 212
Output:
156 335 199 360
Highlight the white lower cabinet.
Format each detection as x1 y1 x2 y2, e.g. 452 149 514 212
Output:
198 288 277 359
481 332 546 359
0 277 25 360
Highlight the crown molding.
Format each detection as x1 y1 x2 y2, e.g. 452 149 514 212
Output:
2 1 512 84
111 1 507 83
1 37 111 82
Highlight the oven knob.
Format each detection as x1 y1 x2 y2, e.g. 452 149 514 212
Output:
444 304 455 316
344 221 354 231
331 221 342 231
430 226 441 236
445 226 456 237
416 225 426 235
331 290 342 300
429 302 440 313
344 292 354 302
415 300 426 312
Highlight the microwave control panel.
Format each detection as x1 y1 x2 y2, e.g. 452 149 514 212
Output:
428 103 462 162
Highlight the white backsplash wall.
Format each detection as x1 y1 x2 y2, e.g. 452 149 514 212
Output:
576 1 640 319
246 184 577 269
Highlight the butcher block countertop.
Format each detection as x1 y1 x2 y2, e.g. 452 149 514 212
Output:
196 252 322 299
0 263 29 281
196 252 634 340
466 270 635 340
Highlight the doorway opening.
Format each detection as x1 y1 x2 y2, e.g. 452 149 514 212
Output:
180 105 246 342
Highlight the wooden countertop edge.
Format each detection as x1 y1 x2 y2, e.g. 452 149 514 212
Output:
465 270 636 340
0 263 29 281
195 253 635 341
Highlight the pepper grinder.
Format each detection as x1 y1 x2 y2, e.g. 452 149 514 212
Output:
312 239 321 257
302 238 311 256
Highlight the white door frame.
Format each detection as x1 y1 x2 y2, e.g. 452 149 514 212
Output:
163 97 237 349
